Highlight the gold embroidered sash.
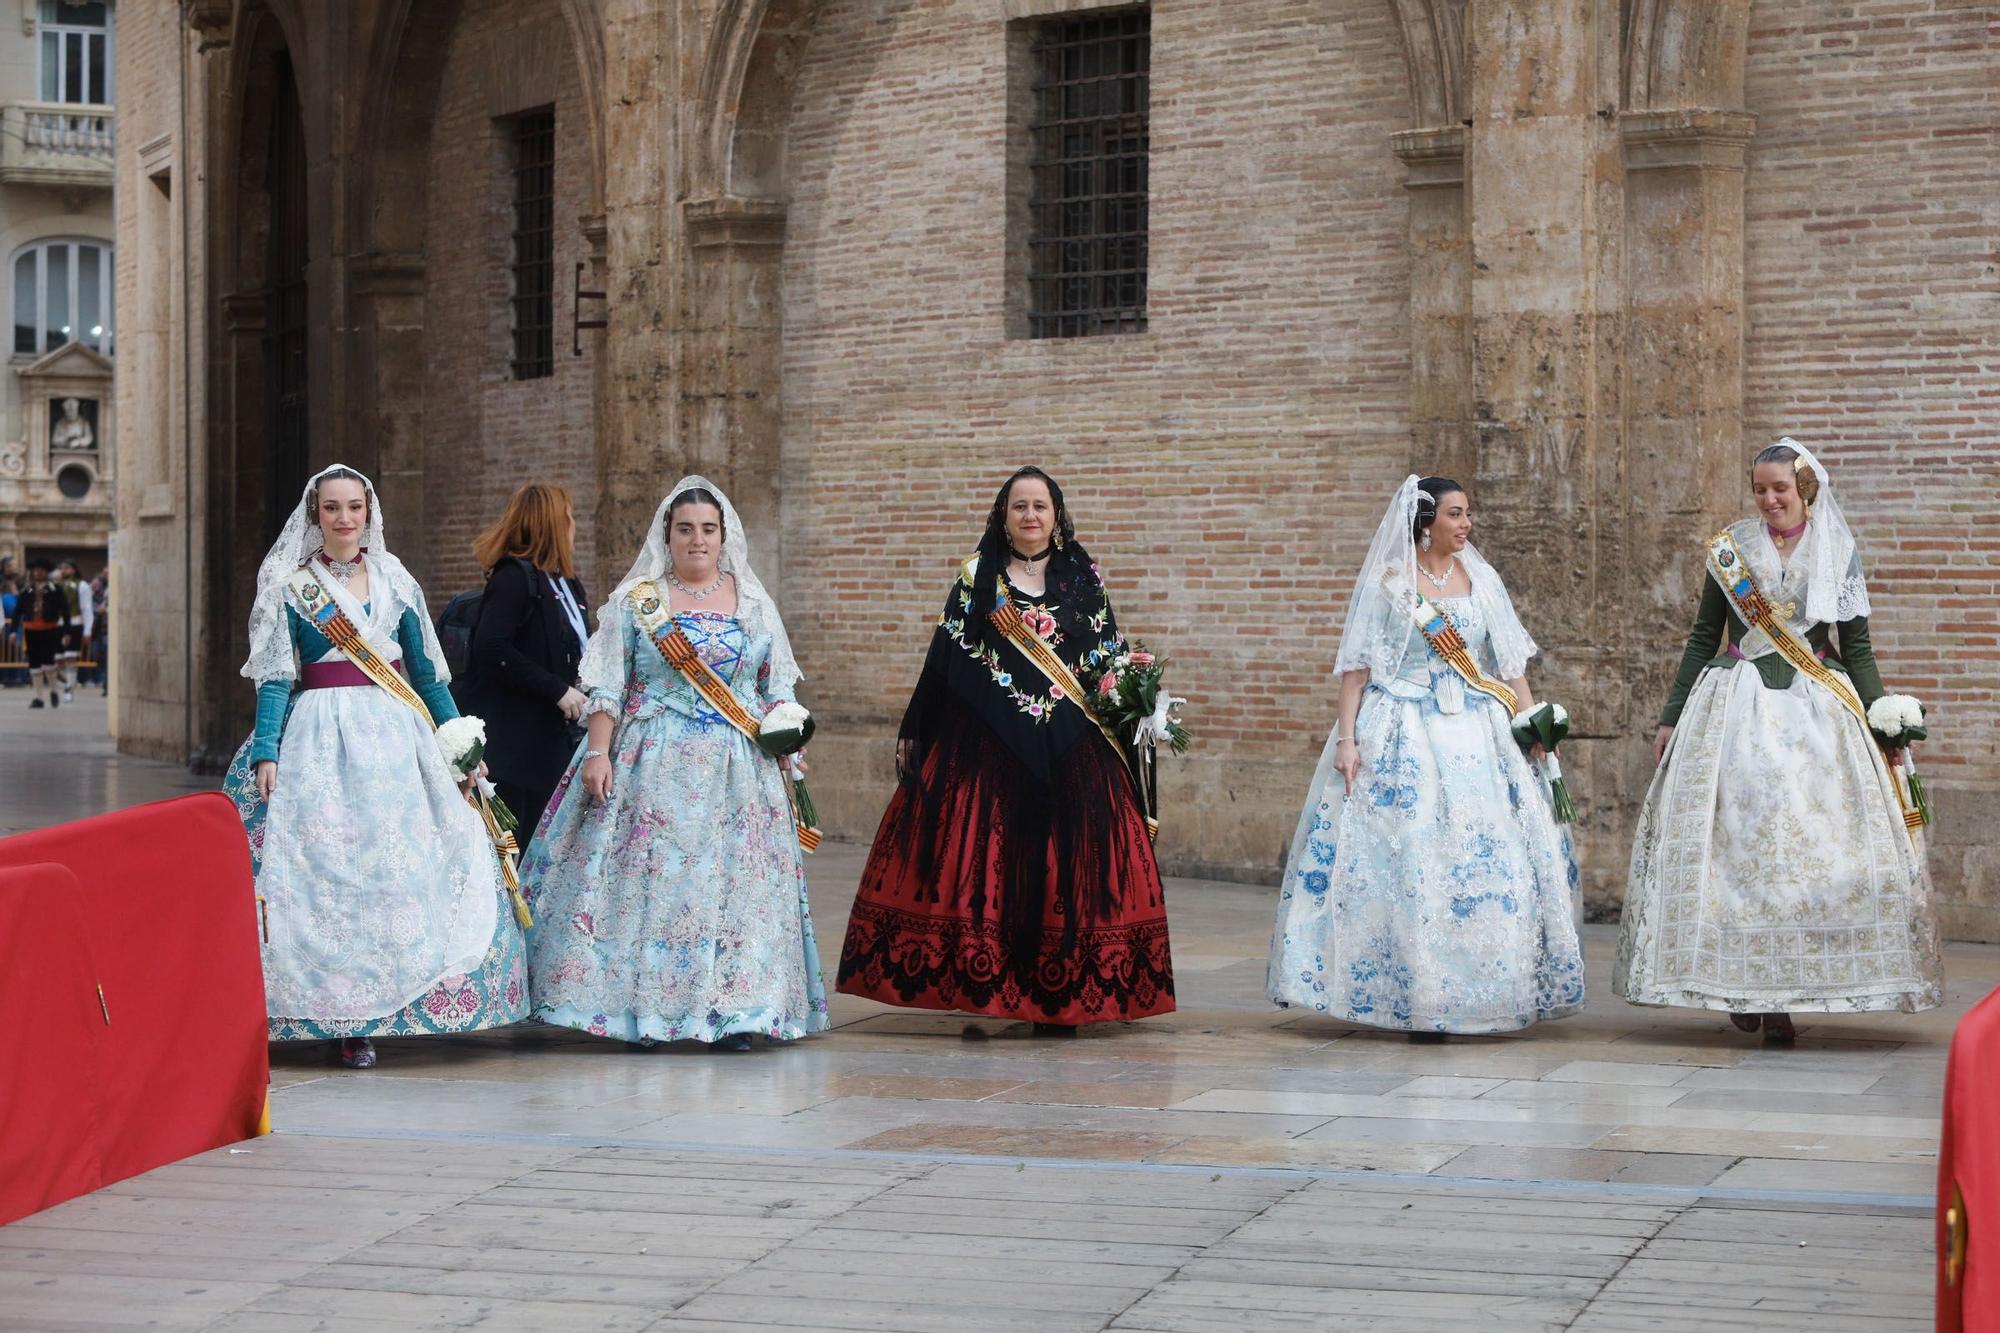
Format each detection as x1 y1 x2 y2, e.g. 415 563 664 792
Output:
1404 591 1519 714
1704 529 1924 833
986 589 1158 842
285 566 533 927
628 582 821 852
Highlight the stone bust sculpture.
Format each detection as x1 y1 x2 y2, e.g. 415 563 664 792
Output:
51 397 93 451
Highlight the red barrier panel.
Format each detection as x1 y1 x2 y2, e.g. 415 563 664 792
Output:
0 863 105 1225
1940 986 2000 1331
0 793 267 1222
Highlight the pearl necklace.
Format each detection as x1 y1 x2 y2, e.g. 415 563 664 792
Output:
666 568 726 600
1416 556 1457 594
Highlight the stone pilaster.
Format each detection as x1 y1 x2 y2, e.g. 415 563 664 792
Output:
1392 126 1472 484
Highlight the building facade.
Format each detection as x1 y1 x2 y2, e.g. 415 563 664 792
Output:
0 0 115 584
114 0 1998 933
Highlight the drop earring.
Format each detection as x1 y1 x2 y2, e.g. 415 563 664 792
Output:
1421 531 1432 552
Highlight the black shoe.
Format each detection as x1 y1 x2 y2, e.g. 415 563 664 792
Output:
29 697 43 709
1031 1022 1077 1038
715 1032 753 1052
1408 1031 1448 1044
48 691 59 709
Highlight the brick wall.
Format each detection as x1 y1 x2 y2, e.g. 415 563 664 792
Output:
1742 0 2000 934
779 0 1414 874
417 1 599 605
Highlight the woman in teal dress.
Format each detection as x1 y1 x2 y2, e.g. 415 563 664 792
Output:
224 465 527 1069
520 476 828 1050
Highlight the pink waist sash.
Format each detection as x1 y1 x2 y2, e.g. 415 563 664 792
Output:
301 659 402 690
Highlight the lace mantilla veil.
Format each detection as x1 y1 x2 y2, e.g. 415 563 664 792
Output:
240 463 451 686
577 474 803 705
1333 474 1538 687
1772 438 1872 624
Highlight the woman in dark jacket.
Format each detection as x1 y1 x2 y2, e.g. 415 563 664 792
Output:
463 483 590 850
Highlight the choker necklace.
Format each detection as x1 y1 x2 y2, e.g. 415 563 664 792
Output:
667 568 726 600
1009 545 1053 567
1767 518 1808 549
1416 556 1457 594
318 550 365 584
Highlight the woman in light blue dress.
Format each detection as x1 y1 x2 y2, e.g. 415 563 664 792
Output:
520 476 829 1050
225 465 528 1069
1268 475 1584 1038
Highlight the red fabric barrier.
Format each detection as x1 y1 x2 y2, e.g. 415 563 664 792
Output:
0 863 105 1225
0 793 267 1223
1939 985 2000 1332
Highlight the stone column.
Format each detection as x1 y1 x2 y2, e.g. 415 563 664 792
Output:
1461 0 1612 896
574 0 676 594
1393 126 1472 484
1608 106 1755 856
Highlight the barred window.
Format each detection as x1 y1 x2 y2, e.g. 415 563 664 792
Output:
1026 9 1149 339
506 109 555 381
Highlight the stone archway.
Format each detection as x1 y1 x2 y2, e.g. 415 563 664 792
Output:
670 0 823 575
347 0 608 588
200 1 313 762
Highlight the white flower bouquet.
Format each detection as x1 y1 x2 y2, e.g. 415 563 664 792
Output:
756 702 820 833
755 701 815 757
1510 701 1576 824
435 714 531 926
1867 694 1932 825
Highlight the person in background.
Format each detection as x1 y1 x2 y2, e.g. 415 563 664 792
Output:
0 573 23 689
88 573 108 697
19 558 71 709
460 483 591 853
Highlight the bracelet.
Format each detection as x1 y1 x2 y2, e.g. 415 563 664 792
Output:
584 749 606 761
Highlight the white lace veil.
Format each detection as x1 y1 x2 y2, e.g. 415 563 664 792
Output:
1774 438 1872 624
577 474 802 700
1334 475 1539 684
240 463 450 686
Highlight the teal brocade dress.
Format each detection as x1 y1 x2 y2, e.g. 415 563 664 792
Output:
223 603 529 1041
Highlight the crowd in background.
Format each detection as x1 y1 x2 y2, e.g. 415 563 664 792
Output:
0 553 108 704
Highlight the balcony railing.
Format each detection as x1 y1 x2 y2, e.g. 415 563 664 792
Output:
0 102 114 189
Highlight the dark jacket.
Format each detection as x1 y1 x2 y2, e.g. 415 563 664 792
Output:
460 558 589 791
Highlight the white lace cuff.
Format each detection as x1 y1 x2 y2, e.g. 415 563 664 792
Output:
582 694 620 721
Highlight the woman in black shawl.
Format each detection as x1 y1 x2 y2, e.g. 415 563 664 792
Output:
835 468 1175 1032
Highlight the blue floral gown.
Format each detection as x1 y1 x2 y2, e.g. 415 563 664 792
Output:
223 602 529 1041
521 604 830 1044
1267 595 1585 1034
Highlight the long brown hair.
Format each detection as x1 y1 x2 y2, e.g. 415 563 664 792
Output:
473 482 576 579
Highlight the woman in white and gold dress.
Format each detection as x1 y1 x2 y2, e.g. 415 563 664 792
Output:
1615 440 1941 1040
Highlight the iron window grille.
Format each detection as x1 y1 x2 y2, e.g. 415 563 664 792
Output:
1026 9 1149 339
507 109 556 381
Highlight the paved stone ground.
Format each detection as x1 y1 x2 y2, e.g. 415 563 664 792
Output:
0 694 1961 1330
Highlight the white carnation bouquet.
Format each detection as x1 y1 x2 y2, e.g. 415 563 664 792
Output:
1867 694 1932 826
755 702 820 836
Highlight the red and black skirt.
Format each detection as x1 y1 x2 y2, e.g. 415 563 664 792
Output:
836 707 1176 1025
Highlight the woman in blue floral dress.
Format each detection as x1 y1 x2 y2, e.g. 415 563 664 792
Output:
224 465 528 1069
1267 475 1583 1038
520 476 829 1050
